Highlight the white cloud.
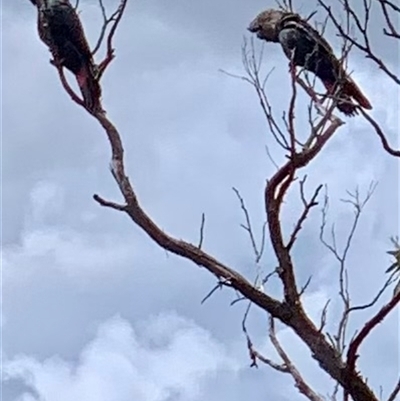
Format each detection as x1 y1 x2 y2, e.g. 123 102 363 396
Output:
3 227 134 282
3 179 136 284
4 313 240 401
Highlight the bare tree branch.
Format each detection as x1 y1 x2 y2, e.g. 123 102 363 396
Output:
269 317 324 401
320 183 378 356
201 279 231 304
387 377 400 401
52 60 86 109
316 0 400 84
88 87 378 401
265 116 343 306
96 0 128 79
242 306 288 371
359 109 400 157
29 2 400 400
347 290 400 376
93 194 127 211
197 213 206 249
287 177 323 250
378 0 400 38
233 187 265 263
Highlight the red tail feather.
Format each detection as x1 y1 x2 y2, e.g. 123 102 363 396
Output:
342 78 372 110
321 80 357 116
321 77 372 116
76 66 102 112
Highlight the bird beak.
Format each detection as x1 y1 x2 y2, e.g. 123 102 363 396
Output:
248 19 260 33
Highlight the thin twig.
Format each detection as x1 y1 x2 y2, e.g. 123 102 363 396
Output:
387 377 400 401
347 290 400 373
287 179 323 250
233 187 264 263
197 213 206 249
268 317 324 401
93 194 127 211
359 109 400 157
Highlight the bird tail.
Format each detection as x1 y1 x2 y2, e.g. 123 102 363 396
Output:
342 77 372 110
76 64 102 112
321 79 357 116
321 76 372 117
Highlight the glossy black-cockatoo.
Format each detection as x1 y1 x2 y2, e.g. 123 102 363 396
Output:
248 9 372 116
29 0 101 111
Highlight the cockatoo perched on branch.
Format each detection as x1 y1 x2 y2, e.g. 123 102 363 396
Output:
29 0 102 111
248 9 372 116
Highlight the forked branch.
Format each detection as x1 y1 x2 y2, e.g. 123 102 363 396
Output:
346 290 400 376
95 0 128 79
269 317 324 401
42 3 387 401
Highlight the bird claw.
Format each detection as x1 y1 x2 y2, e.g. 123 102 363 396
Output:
50 57 65 68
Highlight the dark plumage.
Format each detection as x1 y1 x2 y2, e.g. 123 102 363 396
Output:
248 9 372 116
30 0 101 111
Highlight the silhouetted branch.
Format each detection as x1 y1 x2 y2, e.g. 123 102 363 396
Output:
347 290 400 375
34 3 389 401
287 59 298 155
359 109 400 158
53 61 86 108
233 187 265 263
242 307 287 371
317 0 400 84
265 115 342 306
240 39 291 150
92 0 109 55
320 183 378 354
95 0 128 79
348 270 398 313
244 313 325 401
201 279 231 304
387 377 400 401
377 0 400 38
197 213 206 249
277 0 294 13
268 317 324 401
93 194 127 211
318 299 331 332
89 80 376 401
287 177 323 250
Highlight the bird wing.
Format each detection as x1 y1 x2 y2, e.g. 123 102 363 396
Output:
49 1 93 60
279 15 343 72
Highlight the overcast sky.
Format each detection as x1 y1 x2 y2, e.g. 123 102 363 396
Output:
2 0 399 400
